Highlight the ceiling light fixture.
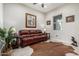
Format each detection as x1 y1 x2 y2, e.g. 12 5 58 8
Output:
33 3 47 8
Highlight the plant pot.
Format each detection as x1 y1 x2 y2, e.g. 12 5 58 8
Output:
1 44 12 56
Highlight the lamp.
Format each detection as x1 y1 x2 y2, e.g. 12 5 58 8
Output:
40 24 46 33
44 28 46 33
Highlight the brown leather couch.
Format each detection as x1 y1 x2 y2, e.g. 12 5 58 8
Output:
19 30 48 47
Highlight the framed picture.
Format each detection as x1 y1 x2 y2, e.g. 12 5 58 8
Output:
25 13 37 28
47 20 51 25
66 15 74 22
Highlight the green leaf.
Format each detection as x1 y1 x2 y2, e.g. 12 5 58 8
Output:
0 26 16 44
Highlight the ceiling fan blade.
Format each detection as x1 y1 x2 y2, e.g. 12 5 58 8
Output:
41 3 44 8
33 3 45 8
33 3 37 5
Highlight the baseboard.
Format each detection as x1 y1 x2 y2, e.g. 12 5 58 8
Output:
50 39 72 46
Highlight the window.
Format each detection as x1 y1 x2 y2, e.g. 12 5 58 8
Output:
53 14 62 30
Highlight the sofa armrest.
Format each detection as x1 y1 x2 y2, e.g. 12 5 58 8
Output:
39 33 47 35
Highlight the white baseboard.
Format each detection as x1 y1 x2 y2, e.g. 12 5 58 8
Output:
49 38 72 46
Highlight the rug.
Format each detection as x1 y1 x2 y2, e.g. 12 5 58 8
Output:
30 42 77 56
12 46 33 56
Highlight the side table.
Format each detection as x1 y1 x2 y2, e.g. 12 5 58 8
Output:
46 33 50 39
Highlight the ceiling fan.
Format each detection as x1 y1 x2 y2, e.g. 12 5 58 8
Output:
33 3 45 8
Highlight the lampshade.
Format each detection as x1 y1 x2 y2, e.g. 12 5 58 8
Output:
44 28 46 32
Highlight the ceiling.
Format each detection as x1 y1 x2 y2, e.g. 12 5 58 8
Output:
23 3 65 13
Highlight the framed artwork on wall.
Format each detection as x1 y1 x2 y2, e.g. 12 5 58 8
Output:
66 15 74 22
25 13 37 28
47 20 51 25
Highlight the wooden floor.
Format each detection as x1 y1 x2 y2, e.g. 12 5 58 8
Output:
30 42 77 56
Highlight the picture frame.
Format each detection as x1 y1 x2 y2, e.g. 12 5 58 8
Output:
25 13 37 28
47 20 51 25
66 15 74 22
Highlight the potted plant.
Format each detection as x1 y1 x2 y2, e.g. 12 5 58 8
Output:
0 27 16 54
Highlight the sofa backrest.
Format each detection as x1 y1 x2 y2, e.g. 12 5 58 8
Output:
19 30 42 35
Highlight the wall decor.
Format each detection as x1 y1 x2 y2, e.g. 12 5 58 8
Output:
25 13 36 28
47 20 51 25
66 15 74 22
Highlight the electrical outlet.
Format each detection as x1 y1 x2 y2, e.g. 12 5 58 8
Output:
56 35 58 37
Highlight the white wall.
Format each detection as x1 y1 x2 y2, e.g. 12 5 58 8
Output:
3 3 45 31
3 3 79 46
46 4 79 45
0 3 3 28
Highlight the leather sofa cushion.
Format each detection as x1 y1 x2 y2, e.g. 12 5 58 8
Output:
19 30 42 35
21 35 32 38
29 30 42 34
31 34 40 36
19 30 30 35
29 30 37 34
22 37 33 40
